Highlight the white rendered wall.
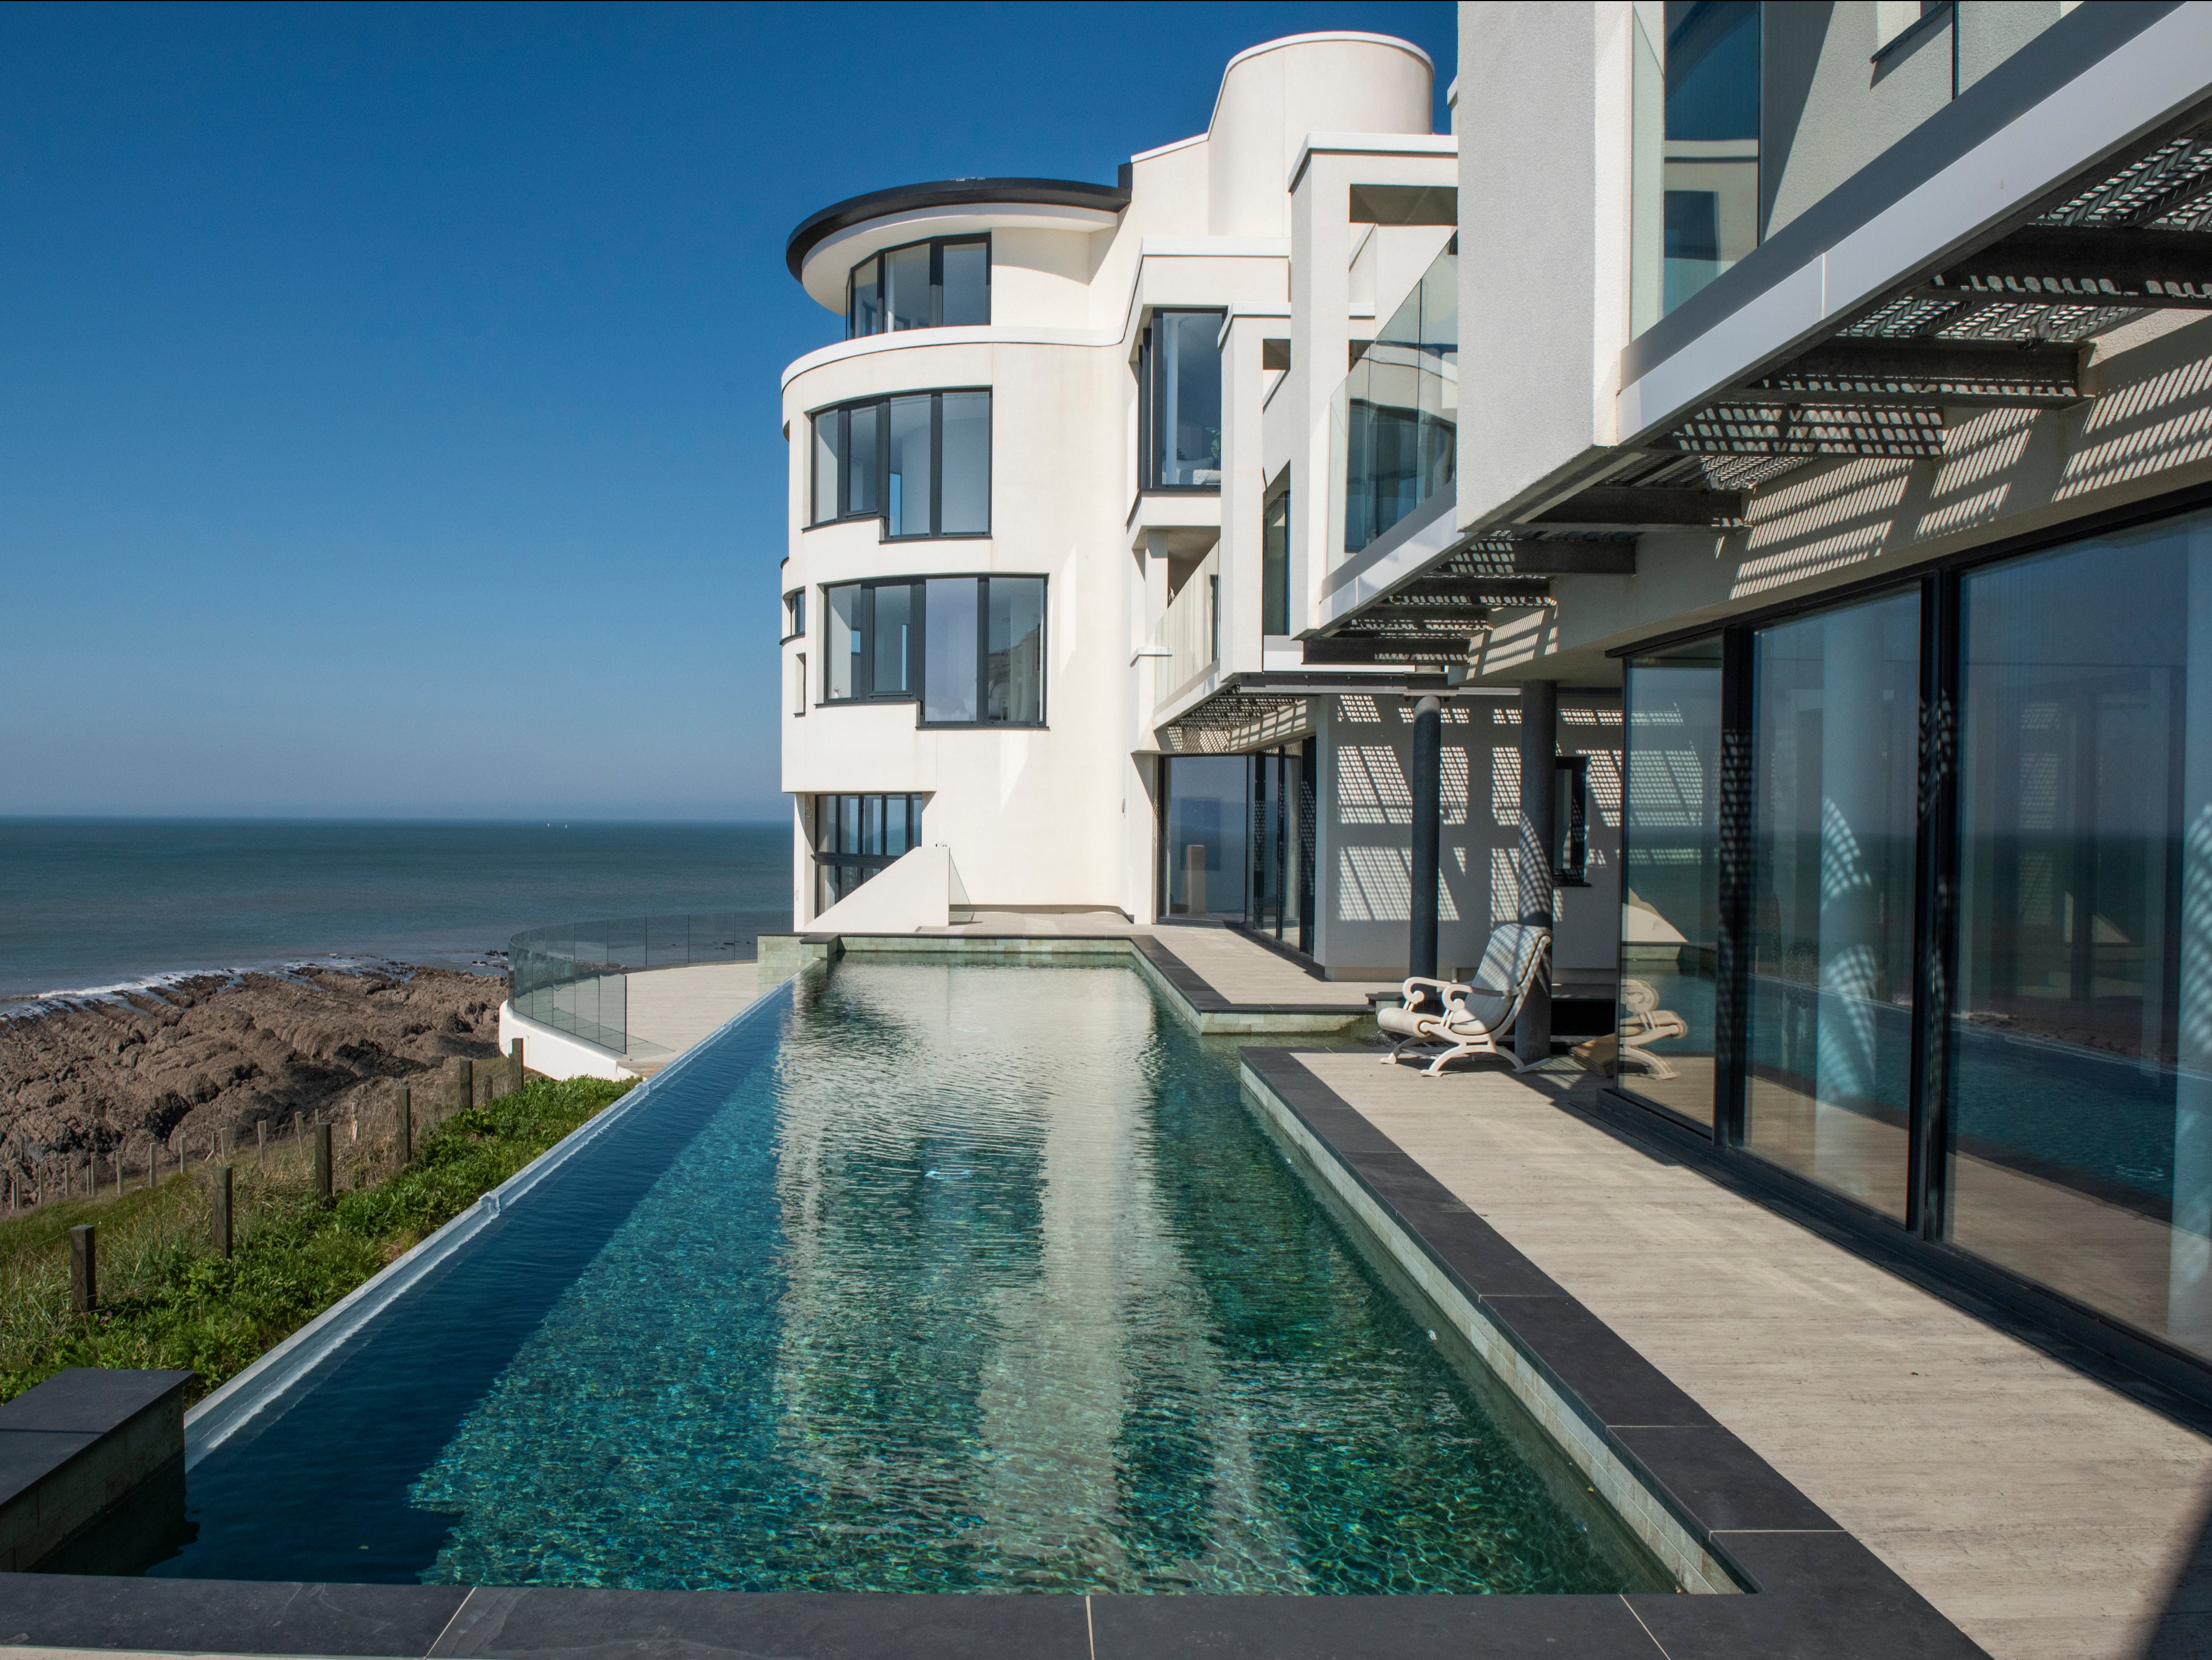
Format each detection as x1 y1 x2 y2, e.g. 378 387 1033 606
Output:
779 31 1445 932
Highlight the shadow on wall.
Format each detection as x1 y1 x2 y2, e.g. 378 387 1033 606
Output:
1728 315 2212 601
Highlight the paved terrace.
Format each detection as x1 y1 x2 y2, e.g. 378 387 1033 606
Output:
1265 1050 2212 1660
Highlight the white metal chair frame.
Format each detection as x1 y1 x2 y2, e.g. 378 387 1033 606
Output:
1615 977 1689 1080
1377 924 1552 1077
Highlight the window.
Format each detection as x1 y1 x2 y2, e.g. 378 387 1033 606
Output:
1340 247 1456 558
1140 310 1224 490
816 793 926 911
791 654 806 717
1262 476 1291 635
1158 745 1315 953
1632 1 1762 331
1619 636 1722 1128
822 574 1045 725
783 590 806 640
847 237 990 339
810 392 991 538
1553 756 1590 886
1946 512 2212 1362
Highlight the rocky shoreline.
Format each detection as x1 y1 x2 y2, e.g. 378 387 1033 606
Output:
0 964 508 1186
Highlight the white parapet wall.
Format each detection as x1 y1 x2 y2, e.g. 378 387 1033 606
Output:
499 1000 628 1082
810 844 959 934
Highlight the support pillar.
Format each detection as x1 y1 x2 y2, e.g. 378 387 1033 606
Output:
1518 679 1559 1065
1410 695 1442 983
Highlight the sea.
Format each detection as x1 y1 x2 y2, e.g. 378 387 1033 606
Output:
0 819 793 1007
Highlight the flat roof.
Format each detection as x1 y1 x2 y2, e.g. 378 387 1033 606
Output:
784 177 1131 280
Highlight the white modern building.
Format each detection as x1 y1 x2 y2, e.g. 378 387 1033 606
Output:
779 30 1618 1005
781 3 2212 1409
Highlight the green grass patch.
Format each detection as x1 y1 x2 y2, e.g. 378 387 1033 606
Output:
0 1074 635 1406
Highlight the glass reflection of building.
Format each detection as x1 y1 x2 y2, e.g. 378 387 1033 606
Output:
1615 506 2212 1368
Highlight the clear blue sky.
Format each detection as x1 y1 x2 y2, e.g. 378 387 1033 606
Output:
0 1 1453 821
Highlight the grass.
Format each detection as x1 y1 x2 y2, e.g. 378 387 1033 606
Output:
0 1074 635 1406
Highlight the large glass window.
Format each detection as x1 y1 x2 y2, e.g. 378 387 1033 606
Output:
1339 244 1456 559
1619 637 1723 1127
1947 513 2212 1360
810 392 991 538
816 793 926 911
1743 591 1919 1220
846 237 990 339
1141 310 1224 490
984 576 1045 724
1262 477 1290 635
1631 1 1762 332
822 575 1044 725
1162 756 1249 920
1159 747 1314 950
923 577 979 724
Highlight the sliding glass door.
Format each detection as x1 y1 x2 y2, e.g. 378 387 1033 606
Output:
1742 590 1920 1220
1620 638 1724 1126
1946 514 2212 1362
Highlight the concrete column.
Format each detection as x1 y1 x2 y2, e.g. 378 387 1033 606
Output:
1410 695 1443 981
1518 679 1559 1065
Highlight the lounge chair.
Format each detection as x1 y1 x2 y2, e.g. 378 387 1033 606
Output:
1377 923 1551 1076
1615 977 1688 1080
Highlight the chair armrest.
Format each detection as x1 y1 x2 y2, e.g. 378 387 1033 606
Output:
1400 976 1472 1000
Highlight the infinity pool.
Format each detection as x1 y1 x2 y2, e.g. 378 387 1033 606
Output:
160 960 1661 1594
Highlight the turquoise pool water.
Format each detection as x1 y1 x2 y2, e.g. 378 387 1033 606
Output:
160 961 1660 1595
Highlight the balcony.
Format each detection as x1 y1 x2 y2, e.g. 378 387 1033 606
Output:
1152 546 1219 707
1327 243 1457 584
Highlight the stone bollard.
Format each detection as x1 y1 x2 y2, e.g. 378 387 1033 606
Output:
396 1086 413 1165
507 1038 524 1098
212 1166 233 1258
312 1124 332 1204
68 1226 95 1312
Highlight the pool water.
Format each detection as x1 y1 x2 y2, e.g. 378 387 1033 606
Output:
160 961 1661 1595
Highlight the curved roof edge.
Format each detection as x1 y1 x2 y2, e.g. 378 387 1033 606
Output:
786 177 1131 279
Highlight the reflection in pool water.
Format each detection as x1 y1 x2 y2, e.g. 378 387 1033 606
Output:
162 962 1658 1595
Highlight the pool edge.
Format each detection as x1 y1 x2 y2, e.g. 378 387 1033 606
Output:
182 978 803 1468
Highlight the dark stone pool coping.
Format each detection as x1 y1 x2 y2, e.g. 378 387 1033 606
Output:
0 982 1989 1657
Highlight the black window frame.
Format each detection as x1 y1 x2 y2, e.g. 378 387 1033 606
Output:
1137 307 1226 494
817 572 1047 728
846 235 992 340
807 389 992 541
813 792 929 912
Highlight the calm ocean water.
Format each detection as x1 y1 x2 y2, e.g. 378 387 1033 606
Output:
0 819 791 1003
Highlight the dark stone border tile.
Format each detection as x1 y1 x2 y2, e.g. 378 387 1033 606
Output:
432 1584 1090 1660
1092 1591 1663 1660
0 1573 468 1657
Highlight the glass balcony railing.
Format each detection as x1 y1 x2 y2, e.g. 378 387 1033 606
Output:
1153 546 1220 705
1330 244 1457 575
509 910 788 1057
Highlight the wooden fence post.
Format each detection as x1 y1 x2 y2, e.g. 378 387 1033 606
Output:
507 1038 524 1097
452 1058 473 1117
397 1086 412 1165
312 1124 332 1204
213 1166 233 1258
68 1226 95 1312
